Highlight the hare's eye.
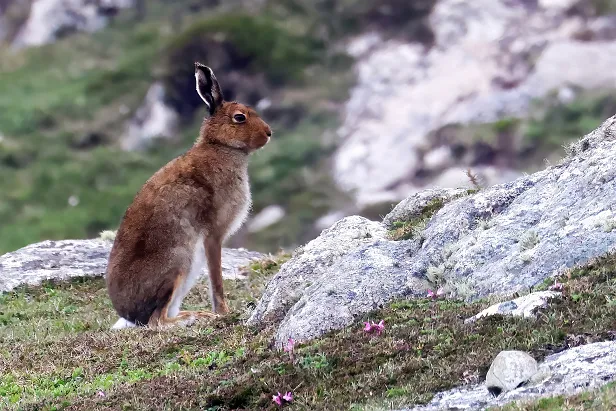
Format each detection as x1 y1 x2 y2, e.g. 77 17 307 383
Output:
233 113 246 123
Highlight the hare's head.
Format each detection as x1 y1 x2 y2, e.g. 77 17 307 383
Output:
195 63 272 152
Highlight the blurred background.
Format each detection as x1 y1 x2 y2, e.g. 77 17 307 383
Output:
1 0 616 255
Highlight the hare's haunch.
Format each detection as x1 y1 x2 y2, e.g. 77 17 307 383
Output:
106 63 272 330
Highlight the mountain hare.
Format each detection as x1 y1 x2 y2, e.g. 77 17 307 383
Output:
106 63 272 330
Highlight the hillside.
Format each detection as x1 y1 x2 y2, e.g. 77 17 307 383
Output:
4 1 616 255
3 111 616 408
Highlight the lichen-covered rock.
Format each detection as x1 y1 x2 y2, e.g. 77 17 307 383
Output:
0 239 264 293
249 115 616 345
245 216 425 345
465 291 562 323
382 188 470 229
402 341 616 410
485 351 538 396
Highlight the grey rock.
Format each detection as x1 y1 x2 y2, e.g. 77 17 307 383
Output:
0 239 264 293
485 351 538 396
249 115 616 345
465 291 562 324
12 0 134 49
402 340 616 410
120 82 179 151
245 216 424 345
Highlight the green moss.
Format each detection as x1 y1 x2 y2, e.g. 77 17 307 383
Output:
388 198 446 241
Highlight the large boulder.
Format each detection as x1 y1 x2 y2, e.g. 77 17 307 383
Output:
0 239 264 293
248 115 616 345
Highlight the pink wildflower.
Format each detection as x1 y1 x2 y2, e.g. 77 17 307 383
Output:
549 282 564 291
283 391 293 402
97 391 106 397
373 320 385 335
284 338 295 352
272 392 282 406
427 289 435 298
436 287 445 297
363 320 385 335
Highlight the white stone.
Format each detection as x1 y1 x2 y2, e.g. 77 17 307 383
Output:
120 82 178 151
486 351 539 395
333 0 616 206
0 239 264 293
247 205 285 232
465 291 563 323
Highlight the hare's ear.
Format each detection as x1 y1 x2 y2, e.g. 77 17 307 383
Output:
195 63 224 115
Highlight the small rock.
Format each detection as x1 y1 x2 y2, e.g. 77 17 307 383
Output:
465 291 562 324
247 205 285 232
486 351 538 397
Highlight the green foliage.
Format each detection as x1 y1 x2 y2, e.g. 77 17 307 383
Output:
524 92 616 153
161 13 324 118
388 198 446 241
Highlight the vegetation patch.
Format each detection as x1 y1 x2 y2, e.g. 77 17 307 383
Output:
388 198 445 241
494 381 616 410
2 249 616 410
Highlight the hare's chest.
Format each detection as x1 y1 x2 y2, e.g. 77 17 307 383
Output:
220 174 251 239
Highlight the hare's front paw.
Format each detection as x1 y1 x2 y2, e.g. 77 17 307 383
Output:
214 299 230 315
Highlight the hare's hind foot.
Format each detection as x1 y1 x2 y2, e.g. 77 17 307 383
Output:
150 309 219 330
111 317 136 330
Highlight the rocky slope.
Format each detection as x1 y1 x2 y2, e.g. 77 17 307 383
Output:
249 114 616 344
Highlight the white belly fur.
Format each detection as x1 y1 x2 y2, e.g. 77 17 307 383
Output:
167 234 206 318
225 179 251 241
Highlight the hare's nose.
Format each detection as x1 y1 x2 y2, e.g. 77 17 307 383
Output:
266 127 272 137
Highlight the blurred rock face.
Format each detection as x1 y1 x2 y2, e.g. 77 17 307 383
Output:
334 0 616 208
12 0 134 49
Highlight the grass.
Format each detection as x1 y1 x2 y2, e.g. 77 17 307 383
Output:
2 248 616 410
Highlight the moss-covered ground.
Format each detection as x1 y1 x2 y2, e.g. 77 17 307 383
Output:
1 249 616 410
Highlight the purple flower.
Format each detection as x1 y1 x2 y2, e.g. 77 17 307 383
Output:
97 391 106 397
427 289 435 299
373 320 385 335
436 287 445 297
272 392 282 406
549 282 564 291
283 391 293 402
363 320 385 335
284 338 295 352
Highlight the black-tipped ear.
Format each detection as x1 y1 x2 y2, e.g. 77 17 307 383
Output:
195 62 224 115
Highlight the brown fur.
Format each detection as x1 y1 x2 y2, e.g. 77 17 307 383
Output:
105 63 271 329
